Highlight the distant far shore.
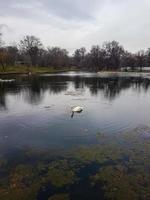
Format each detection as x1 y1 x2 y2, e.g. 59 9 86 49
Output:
0 66 150 76
0 66 77 75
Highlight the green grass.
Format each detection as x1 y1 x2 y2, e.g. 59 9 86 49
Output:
0 66 75 75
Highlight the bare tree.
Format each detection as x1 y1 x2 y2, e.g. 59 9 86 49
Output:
135 50 145 71
73 47 86 68
47 47 69 68
90 45 100 71
146 48 150 67
121 51 136 71
0 49 9 71
6 46 18 66
90 45 107 71
0 32 3 47
103 41 124 70
19 35 43 66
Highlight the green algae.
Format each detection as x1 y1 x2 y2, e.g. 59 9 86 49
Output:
0 126 149 200
48 193 70 200
46 160 77 188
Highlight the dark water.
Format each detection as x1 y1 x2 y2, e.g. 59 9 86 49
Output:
0 72 150 200
0 72 150 152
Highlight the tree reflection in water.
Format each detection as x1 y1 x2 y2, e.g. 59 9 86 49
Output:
0 74 150 110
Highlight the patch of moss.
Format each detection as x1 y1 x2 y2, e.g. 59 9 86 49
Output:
0 127 149 199
48 193 70 200
46 160 76 188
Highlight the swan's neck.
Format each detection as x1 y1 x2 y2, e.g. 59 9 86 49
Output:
71 111 74 118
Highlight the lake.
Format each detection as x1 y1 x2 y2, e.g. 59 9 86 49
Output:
1 71 150 151
0 72 150 200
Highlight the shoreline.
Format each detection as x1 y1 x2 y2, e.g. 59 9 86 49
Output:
0 68 150 76
0 67 76 76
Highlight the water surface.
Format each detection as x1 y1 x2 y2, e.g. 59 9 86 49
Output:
0 72 150 152
0 72 150 200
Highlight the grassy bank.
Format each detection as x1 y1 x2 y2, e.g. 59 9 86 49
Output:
1 66 150 75
0 66 76 75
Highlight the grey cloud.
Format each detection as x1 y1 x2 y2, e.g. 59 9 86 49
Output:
0 24 10 33
0 0 150 52
0 0 104 22
0 24 9 29
0 0 43 20
43 0 104 21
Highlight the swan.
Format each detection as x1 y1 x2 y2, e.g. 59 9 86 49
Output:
72 106 83 112
71 106 83 118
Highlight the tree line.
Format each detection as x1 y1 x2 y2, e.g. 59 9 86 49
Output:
0 33 150 72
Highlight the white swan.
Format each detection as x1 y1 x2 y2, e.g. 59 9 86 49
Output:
71 106 83 118
72 106 83 112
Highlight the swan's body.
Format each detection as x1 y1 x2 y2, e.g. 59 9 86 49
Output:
72 106 83 113
71 106 83 118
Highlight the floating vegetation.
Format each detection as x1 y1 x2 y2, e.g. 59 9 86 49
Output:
0 126 149 199
48 193 70 200
46 160 77 188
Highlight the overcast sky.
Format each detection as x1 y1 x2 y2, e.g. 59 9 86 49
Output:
0 0 150 53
